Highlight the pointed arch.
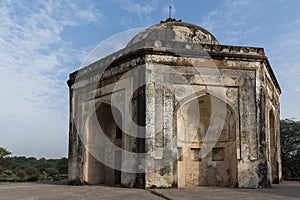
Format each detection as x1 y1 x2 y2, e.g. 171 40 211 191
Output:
83 102 123 185
269 109 279 184
177 93 237 187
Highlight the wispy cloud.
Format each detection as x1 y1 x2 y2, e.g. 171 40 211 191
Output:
115 0 155 17
267 21 300 119
200 0 300 119
82 28 144 67
113 0 167 26
0 1 102 157
200 0 262 45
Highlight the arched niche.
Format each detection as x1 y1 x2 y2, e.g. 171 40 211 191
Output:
83 103 123 185
177 94 237 187
269 110 279 184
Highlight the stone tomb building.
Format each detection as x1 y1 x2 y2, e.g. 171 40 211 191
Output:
67 19 281 188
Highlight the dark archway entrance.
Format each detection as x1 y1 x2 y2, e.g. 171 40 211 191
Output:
83 103 123 185
269 110 279 184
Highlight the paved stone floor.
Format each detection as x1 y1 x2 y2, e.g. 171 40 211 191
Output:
0 181 160 200
152 181 300 200
0 181 299 200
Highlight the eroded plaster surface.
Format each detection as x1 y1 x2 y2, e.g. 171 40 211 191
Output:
67 19 281 189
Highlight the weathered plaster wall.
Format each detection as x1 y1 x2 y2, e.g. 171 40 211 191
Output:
145 67 177 188
177 95 237 187
264 62 281 184
143 54 279 188
68 41 281 189
68 56 147 187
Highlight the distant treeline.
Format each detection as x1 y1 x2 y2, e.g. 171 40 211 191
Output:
0 119 299 183
280 119 300 181
0 149 67 182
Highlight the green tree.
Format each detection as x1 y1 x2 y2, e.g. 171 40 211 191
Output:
45 167 59 177
24 166 39 176
280 119 300 180
0 147 11 158
56 157 68 174
36 158 52 172
0 147 68 182
0 147 13 168
15 168 26 179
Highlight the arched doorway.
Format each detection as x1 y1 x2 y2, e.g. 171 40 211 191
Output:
83 103 123 185
177 94 237 187
269 110 279 184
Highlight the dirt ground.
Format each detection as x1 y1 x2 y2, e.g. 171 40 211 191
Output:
152 181 300 200
0 181 299 200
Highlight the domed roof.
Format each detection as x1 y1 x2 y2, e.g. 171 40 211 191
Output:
127 18 219 47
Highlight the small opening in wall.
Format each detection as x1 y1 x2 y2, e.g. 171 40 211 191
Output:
178 147 183 161
212 147 224 161
116 124 122 139
191 148 201 161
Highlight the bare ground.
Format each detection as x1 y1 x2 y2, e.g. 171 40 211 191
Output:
0 181 299 200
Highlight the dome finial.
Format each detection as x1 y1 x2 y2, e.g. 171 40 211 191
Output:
160 5 181 23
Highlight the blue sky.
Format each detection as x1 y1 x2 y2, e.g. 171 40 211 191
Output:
0 0 299 158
